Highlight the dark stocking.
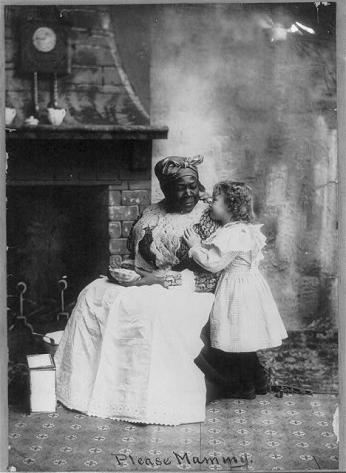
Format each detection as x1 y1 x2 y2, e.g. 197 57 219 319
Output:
253 354 269 394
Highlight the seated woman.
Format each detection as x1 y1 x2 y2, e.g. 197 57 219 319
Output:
55 156 220 426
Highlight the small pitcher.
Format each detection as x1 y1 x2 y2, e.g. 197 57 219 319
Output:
5 107 16 126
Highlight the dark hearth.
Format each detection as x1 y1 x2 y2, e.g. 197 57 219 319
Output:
7 185 109 303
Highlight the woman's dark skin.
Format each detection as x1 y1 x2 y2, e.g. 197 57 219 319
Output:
112 174 200 287
163 175 200 214
109 268 164 287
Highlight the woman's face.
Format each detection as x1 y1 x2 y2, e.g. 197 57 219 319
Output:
165 175 200 213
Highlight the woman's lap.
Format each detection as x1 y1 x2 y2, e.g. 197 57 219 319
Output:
55 278 214 424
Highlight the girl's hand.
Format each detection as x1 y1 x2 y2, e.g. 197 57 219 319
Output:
183 228 201 248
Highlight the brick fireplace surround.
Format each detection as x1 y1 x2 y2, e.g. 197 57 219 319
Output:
6 125 168 302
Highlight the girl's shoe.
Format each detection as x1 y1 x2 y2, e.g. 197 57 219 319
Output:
240 383 256 400
255 384 268 395
254 374 269 394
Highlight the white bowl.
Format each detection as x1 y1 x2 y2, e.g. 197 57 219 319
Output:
109 267 140 282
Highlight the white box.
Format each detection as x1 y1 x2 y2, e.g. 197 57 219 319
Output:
27 354 56 413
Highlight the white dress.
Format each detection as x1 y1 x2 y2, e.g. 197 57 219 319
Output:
55 200 214 425
189 222 288 352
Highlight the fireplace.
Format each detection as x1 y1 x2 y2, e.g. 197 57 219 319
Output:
7 185 109 303
6 125 168 313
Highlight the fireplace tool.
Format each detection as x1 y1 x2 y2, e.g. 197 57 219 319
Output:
8 282 35 334
9 279 68 356
56 277 70 322
9 282 58 353
32 278 70 355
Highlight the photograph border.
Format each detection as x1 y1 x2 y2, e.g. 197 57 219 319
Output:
0 0 344 471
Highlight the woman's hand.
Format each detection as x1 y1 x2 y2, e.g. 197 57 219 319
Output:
139 273 166 287
135 269 166 287
183 228 201 248
116 269 166 288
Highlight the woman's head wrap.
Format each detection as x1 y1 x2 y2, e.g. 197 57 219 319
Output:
154 155 204 190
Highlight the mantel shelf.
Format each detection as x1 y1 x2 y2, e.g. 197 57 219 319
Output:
5 124 169 141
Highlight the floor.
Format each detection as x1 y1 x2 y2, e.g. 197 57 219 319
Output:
8 313 339 471
9 393 338 472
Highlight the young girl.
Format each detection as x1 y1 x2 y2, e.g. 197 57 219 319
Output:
184 181 288 399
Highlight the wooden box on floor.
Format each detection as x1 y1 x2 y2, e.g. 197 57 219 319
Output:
26 354 56 413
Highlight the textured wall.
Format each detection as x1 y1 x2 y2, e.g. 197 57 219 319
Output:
151 3 337 331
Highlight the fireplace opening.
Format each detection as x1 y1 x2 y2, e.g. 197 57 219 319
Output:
7 185 109 308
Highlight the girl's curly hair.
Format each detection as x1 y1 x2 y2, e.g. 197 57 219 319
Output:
213 181 255 222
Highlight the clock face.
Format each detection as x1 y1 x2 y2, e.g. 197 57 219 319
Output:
20 19 70 74
32 27 57 53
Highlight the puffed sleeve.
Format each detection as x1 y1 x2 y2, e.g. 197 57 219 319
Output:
188 223 252 273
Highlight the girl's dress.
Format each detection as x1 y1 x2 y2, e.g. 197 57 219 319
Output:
189 222 288 352
55 200 215 425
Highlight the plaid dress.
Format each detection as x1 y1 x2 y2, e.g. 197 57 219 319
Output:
189 222 288 352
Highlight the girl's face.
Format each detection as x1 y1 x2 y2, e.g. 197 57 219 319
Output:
211 192 231 222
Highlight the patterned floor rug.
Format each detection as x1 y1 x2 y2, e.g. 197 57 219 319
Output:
258 330 338 394
9 393 338 472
